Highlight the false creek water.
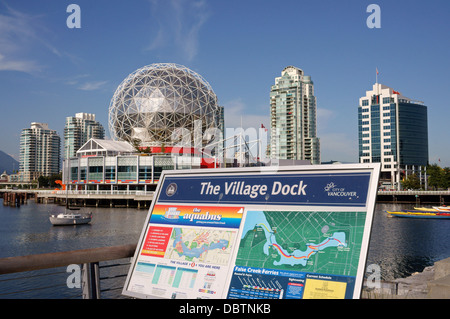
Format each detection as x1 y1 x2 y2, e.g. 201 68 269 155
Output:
0 201 449 298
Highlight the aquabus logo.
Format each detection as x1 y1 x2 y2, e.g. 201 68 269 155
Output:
166 183 177 197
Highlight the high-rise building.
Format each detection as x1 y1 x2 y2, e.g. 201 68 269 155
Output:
270 66 320 164
358 83 428 189
20 122 61 182
64 113 105 159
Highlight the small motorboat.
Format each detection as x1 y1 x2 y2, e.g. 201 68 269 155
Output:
49 212 92 226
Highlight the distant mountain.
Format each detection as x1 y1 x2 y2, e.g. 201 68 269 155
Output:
0 150 19 174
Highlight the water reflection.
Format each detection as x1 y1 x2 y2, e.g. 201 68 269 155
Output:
367 203 450 280
1 201 450 294
0 202 148 258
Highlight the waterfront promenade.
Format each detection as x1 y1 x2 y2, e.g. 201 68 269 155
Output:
1 188 449 208
1 189 154 209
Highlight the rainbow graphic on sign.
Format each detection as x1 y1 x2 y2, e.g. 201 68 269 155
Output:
149 204 244 229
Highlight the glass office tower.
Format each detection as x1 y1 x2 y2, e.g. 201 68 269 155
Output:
270 66 320 164
358 83 428 189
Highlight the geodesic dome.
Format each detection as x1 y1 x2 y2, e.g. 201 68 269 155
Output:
108 63 221 148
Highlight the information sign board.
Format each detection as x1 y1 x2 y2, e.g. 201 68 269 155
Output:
122 164 380 299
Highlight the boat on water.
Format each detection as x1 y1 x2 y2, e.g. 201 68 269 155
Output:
387 210 450 219
413 206 450 212
50 180 92 225
49 212 92 226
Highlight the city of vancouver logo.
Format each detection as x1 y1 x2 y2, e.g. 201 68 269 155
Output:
324 182 358 198
166 183 177 197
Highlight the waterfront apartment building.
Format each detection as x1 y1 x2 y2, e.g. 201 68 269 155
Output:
64 113 105 159
270 66 320 164
358 83 429 189
20 122 61 182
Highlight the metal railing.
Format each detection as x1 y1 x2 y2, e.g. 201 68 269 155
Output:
1 189 154 196
0 244 426 299
378 190 450 195
0 244 136 299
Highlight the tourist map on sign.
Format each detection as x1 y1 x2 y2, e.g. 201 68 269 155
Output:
236 210 366 277
165 227 237 266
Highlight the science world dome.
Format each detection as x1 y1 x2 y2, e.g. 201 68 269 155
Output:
108 63 222 148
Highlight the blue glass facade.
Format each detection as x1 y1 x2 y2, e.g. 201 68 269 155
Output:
370 103 381 163
358 84 428 189
388 103 398 162
398 102 428 166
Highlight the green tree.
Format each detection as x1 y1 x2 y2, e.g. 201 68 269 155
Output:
37 176 49 188
48 173 62 188
427 164 449 190
443 167 450 189
402 174 421 190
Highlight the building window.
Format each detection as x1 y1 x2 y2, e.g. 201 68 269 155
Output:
89 166 103 180
105 166 115 180
118 165 136 180
80 167 87 181
71 167 78 181
362 100 369 106
139 166 152 180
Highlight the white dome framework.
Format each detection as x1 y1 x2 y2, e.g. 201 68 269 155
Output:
108 63 221 148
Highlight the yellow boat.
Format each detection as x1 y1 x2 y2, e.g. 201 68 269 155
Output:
387 210 450 219
414 207 438 212
414 206 450 212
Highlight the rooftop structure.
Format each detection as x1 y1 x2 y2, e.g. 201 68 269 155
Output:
76 139 136 158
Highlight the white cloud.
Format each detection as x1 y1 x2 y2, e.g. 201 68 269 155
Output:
78 81 108 91
319 132 358 163
0 3 67 74
223 98 270 130
317 108 336 126
0 54 41 73
222 98 270 159
146 0 210 61
64 74 90 86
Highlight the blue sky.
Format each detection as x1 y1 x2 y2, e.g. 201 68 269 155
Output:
0 0 449 166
